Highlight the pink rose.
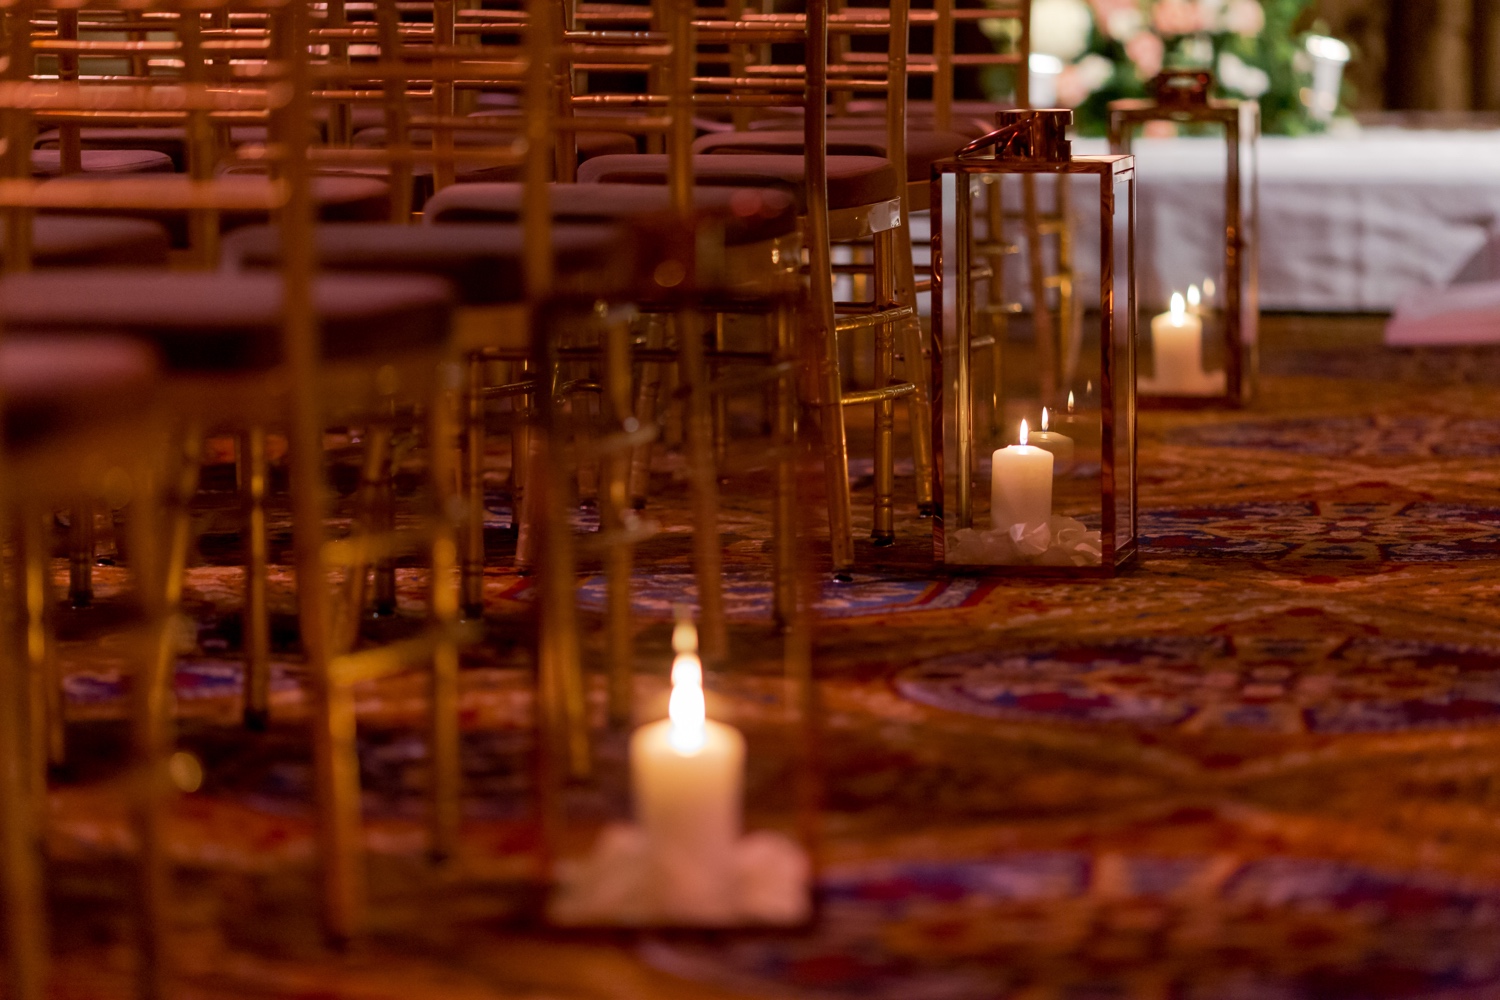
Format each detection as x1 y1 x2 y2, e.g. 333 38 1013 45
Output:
1151 0 1204 36
1087 0 1138 25
1222 0 1265 37
1089 0 1144 41
1125 31 1165 79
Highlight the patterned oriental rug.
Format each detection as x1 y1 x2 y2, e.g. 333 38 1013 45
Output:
38 319 1500 999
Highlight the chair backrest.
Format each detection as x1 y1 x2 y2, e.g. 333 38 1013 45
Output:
0 0 293 269
923 0 1028 130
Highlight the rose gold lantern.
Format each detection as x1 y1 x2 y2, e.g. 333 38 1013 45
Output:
1109 70 1260 408
931 109 1139 576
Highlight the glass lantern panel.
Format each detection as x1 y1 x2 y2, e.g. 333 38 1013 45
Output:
1238 103 1260 390
1138 130 1228 397
1110 166 1137 555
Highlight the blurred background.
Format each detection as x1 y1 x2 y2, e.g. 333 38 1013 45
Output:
1319 0 1500 115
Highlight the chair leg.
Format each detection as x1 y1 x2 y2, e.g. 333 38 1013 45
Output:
1022 174 1057 405
771 302 799 628
1054 178 1082 389
0 505 47 1000
676 309 729 664
626 314 667 510
508 358 531 525
891 215 935 517
805 212 856 578
461 354 486 619
984 177 1008 443
871 228 898 547
426 384 462 862
514 362 540 574
601 314 635 727
371 405 398 619
128 429 201 1000
332 426 392 656
534 345 590 781
240 427 271 730
67 502 92 608
21 505 63 775
711 314 729 467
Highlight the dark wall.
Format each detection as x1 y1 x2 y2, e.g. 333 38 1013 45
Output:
1319 0 1500 111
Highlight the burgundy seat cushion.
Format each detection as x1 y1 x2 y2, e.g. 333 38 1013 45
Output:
35 126 269 171
752 100 1015 138
473 92 520 111
38 175 391 249
575 153 898 212
222 222 628 306
422 182 798 246
694 128 971 179
26 217 171 268
0 335 158 452
31 149 175 177
353 125 636 163
0 271 452 372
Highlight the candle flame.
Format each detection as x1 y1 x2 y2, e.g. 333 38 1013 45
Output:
1170 292 1186 324
1187 284 1201 309
668 651 707 755
671 618 697 655
1041 407 1050 432
1019 418 1029 447
1203 278 1216 300
1067 391 1075 414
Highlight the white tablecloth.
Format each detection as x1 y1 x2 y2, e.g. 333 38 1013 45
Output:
1069 129 1500 313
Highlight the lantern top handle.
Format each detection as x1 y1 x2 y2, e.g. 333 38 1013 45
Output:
1150 69 1214 106
957 109 1072 164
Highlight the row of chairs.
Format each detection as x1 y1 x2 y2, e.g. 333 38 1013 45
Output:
0 0 1052 997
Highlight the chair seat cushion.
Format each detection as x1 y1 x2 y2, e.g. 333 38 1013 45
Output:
27 216 171 267
31 149 175 177
575 153 898 212
38 175 391 249
751 100 1014 138
221 222 627 306
35 126 268 171
0 271 452 372
422 182 798 246
1 335 158 452
353 125 635 163
694 128 971 179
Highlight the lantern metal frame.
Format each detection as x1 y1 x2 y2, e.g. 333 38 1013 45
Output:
1108 70 1259 409
930 109 1139 577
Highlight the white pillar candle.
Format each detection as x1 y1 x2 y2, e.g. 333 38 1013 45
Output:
1027 407 1074 469
1150 292 1204 392
991 419 1054 531
630 643 745 906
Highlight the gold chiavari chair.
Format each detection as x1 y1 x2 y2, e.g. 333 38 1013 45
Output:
0 0 469 966
421 0 804 668
557 0 924 577
690 0 954 535
219 0 646 782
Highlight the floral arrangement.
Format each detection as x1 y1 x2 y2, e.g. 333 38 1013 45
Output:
1012 0 1329 136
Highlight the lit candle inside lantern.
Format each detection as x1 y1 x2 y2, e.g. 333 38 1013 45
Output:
1150 291 1205 393
629 623 745 901
1027 407 1074 470
991 418 1053 531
